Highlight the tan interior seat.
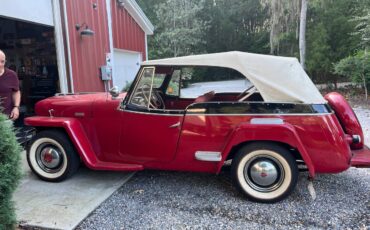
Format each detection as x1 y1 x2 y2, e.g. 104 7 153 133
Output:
194 91 215 103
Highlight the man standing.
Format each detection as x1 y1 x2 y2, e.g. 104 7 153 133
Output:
0 49 21 121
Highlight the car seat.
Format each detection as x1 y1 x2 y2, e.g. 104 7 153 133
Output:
194 91 215 103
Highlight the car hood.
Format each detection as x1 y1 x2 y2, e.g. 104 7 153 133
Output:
34 92 127 117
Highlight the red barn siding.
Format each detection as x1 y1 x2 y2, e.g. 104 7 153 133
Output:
111 1 146 60
65 0 109 92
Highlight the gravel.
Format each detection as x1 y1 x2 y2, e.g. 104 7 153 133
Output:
77 109 370 230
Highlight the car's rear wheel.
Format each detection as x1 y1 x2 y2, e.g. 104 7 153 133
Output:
231 142 298 203
27 130 80 182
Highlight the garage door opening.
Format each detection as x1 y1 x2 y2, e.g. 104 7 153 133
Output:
0 17 59 126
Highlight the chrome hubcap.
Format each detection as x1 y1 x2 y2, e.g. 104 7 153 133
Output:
40 147 61 168
250 161 278 186
36 143 64 173
244 155 284 192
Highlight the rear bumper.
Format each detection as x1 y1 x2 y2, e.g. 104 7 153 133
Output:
351 145 370 168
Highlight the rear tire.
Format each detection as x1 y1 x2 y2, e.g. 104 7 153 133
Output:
27 130 80 182
231 142 298 203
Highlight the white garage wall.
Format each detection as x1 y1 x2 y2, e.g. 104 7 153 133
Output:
113 49 142 91
0 0 54 26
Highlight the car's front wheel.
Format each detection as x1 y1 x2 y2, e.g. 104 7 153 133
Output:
27 130 80 182
231 142 298 203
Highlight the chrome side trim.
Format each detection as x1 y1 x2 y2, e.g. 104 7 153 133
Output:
195 151 222 162
121 109 333 117
122 109 184 116
185 112 334 116
250 118 284 125
169 122 181 128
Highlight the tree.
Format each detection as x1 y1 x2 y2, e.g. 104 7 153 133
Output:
306 0 362 84
260 0 301 55
334 52 370 100
352 10 370 52
202 0 269 54
334 7 370 100
148 0 209 59
299 0 308 68
0 113 22 229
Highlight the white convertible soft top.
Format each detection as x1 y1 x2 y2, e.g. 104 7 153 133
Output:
142 51 326 103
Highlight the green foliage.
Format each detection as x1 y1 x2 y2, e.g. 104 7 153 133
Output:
334 52 370 85
138 0 270 59
137 0 369 86
306 0 362 83
334 51 369 99
202 0 270 54
148 0 209 59
260 0 301 55
0 113 22 229
306 22 331 82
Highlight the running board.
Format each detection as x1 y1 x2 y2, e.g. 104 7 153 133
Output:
351 145 370 168
88 161 144 171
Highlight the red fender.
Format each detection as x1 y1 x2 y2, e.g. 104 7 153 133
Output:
217 122 316 177
24 116 143 171
325 92 364 149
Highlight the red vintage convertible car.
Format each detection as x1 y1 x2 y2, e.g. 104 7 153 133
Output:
25 51 370 202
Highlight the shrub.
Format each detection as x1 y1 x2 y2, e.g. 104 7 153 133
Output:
334 51 370 100
0 113 22 229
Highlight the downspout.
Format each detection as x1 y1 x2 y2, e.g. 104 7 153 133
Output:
106 0 115 90
145 33 148 60
51 0 68 93
62 0 74 93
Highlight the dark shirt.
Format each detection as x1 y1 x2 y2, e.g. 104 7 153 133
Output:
0 68 19 115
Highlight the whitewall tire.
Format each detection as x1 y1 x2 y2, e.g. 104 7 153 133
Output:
231 142 298 203
27 130 80 182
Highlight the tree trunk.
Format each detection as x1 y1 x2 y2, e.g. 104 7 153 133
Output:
299 0 308 69
363 49 368 100
362 74 368 100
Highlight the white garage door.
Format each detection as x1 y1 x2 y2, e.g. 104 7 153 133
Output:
113 50 142 91
0 0 54 26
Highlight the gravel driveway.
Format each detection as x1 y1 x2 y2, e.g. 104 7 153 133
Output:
77 108 370 230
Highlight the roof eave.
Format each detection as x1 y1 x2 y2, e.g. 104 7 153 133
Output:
122 0 154 35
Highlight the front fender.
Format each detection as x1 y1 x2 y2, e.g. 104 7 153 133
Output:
218 122 316 177
24 116 99 168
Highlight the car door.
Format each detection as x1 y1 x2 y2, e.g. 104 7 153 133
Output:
119 67 183 163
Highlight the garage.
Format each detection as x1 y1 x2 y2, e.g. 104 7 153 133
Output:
0 0 153 126
0 0 65 126
113 49 141 91
0 24 59 127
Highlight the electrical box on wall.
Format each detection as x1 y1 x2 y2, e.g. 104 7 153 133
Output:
100 65 112 81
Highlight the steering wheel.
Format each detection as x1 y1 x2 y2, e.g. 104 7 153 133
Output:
237 86 257 102
137 84 165 109
150 90 165 109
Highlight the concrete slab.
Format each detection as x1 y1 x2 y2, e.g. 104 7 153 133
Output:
14 152 135 230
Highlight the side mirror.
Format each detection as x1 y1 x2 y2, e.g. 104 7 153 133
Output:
109 86 120 98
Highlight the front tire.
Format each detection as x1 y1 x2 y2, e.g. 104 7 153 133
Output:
27 130 80 182
231 142 298 203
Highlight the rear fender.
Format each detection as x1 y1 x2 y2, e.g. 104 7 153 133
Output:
218 122 316 177
24 116 99 168
324 92 364 149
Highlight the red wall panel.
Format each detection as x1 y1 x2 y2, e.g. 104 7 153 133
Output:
65 0 109 92
111 1 146 60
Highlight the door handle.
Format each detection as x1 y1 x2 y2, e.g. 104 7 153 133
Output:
169 122 180 128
